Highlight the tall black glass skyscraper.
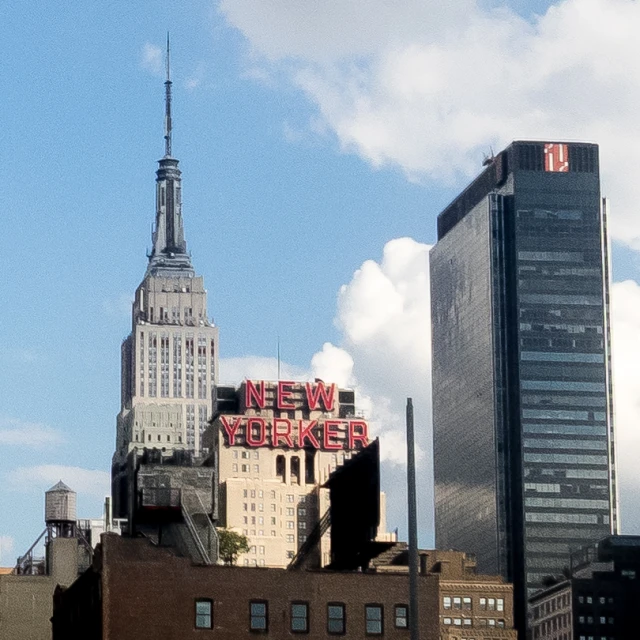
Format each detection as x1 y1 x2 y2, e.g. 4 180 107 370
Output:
430 141 618 628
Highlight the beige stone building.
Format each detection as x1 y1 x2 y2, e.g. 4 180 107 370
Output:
204 379 392 568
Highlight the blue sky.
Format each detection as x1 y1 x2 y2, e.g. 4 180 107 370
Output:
3 0 640 563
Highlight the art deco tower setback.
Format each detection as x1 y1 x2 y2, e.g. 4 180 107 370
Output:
112 49 219 511
430 142 617 625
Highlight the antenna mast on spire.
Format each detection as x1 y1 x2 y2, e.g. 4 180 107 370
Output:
164 33 172 157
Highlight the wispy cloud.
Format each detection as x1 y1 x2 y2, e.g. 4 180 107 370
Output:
140 42 163 76
6 465 110 499
185 61 206 91
0 418 63 448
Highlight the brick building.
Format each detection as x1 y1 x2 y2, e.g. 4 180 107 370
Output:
52 534 517 640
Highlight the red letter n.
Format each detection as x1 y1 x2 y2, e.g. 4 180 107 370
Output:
245 380 266 409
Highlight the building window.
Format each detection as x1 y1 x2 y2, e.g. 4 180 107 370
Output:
328 603 345 635
197 336 207 399
160 335 170 397
195 599 212 629
185 336 194 398
497 598 504 612
443 596 452 610
453 597 462 609
463 597 472 610
250 600 268 633
480 598 486 610
365 604 383 635
291 602 309 633
443 618 452 625
394 605 408 628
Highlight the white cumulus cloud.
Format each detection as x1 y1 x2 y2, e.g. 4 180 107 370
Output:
220 0 640 247
611 280 640 533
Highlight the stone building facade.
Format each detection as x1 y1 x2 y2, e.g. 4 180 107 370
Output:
112 67 219 521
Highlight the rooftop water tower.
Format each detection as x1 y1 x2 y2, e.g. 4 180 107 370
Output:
45 481 77 539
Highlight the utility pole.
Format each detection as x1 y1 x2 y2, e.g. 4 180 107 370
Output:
406 398 420 640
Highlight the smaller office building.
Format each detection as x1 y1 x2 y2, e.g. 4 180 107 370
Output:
529 535 640 639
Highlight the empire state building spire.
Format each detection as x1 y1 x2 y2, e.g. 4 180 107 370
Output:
147 35 193 277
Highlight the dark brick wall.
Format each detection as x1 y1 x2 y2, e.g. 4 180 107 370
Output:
100 535 439 639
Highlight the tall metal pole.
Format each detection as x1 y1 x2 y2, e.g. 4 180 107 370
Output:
406 398 420 640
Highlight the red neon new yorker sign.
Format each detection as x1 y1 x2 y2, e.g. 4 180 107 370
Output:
219 380 369 451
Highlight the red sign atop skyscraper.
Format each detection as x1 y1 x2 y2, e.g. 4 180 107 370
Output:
544 143 569 172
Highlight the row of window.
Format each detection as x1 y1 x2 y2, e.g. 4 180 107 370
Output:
523 424 607 436
578 596 615 605
524 438 608 451
242 514 304 525
195 600 408 634
443 597 504 611
442 618 506 627
521 380 605 392
524 453 608 466
234 464 260 473
578 616 614 625
243 489 312 503
520 351 604 363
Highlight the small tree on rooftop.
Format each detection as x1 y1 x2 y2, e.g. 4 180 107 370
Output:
218 527 250 566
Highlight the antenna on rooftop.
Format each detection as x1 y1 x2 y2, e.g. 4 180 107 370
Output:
482 146 495 167
277 336 281 380
164 32 172 157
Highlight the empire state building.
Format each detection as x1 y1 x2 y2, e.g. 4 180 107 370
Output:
112 49 219 513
